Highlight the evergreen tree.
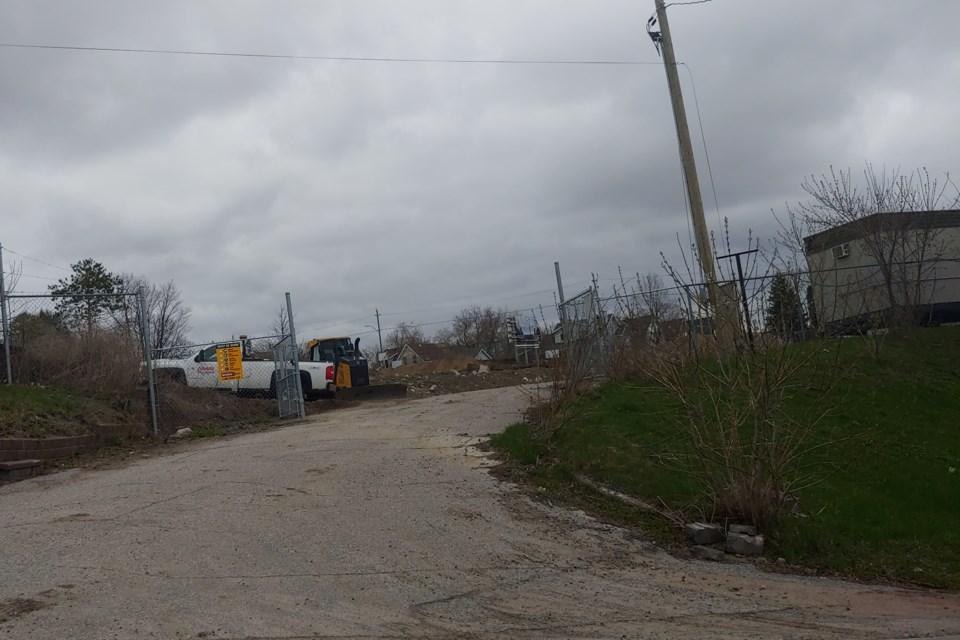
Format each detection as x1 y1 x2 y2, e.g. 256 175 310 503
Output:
765 274 805 340
49 259 124 333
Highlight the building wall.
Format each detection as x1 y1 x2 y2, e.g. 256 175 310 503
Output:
808 224 960 327
396 345 421 366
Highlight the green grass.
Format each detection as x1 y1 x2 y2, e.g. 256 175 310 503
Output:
0 385 133 438
490 327 960 589
190 426 228 438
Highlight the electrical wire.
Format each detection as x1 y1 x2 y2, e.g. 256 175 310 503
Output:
3 272 60 281
679 62 723 232
0 43 662 66
1 247 70 271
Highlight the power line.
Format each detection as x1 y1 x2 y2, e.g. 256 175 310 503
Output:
2 247 70 271
679 62 723 233
0 42 662 66
4 272 60 281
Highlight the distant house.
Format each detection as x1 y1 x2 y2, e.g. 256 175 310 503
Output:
613 315 655 343
376 347 401 369
393 342 491 367
539 331 560 360
804 209 960 330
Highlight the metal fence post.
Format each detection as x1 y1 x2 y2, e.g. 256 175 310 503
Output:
285 292 305 420
139 287 159 436
0 243 12 385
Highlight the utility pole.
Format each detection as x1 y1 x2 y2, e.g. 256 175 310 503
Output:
554 261 566 323
375 308 383 353
653 0 718 297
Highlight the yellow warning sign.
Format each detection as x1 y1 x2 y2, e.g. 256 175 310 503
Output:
216 341 244 381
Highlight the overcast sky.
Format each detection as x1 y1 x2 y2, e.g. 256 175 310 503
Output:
2 0 958 346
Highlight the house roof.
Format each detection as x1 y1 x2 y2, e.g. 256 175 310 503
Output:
615 315 654 337
401 343 448 361
803 209 960 254
399 343 492 361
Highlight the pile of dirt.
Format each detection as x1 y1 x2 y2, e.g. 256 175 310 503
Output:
372 365 549 400
153 381 277 433
377 356 483 375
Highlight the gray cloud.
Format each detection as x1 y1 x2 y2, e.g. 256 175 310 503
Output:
2 0 959 342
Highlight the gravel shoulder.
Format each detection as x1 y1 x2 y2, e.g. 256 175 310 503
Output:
0 386 957 639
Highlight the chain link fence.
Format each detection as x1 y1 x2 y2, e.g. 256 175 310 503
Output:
0 289 158 429
555 256 960 381
1 279 313 436
149 331 309 434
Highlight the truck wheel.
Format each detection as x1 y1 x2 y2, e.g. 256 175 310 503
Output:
299 371 313 399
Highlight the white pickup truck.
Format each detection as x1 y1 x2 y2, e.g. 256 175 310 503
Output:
151 342 336 400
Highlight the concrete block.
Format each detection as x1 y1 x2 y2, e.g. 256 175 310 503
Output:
726 531 764 556
683 522 724 545
0 459 42 470
690 545 725 562
729 524 758 536
0 459 42 481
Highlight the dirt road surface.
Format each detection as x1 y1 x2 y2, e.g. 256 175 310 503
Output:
1 387 957 639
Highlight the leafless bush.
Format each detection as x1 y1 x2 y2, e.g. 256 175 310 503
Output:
643 335 843 528
528 328 597 443
644 230 846 528
13 327 142 397
153 380 276 435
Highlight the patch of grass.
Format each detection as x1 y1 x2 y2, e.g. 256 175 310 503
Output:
189 427 228 438
489 327 960 589
0 385 135 438
490 422 547 465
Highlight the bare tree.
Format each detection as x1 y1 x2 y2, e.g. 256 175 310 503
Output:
385 321 425 349
440 305 509 356
271 305 290 337
112 274 191 356
791 165 959 329
635 273 684 342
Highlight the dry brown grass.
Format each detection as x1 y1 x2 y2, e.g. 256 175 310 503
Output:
152 380 278 434
12 327 141 398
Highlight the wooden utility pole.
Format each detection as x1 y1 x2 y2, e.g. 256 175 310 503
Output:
654 0 718 294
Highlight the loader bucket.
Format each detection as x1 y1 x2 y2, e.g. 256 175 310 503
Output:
335 383 408 402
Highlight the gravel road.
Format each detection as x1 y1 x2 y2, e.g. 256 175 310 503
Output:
1 386 957 639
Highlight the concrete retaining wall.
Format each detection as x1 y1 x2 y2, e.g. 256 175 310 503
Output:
0 424 147 462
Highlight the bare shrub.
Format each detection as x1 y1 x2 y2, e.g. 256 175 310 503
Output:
14 326 141 397
643 336 843 528
644 231 847 528
153 381 276 435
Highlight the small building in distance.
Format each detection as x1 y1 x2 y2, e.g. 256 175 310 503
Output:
803 210 960 331
393 343 491 367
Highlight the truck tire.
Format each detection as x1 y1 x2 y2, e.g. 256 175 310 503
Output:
300 371 317 401
268 373 278 400
269 372 319 401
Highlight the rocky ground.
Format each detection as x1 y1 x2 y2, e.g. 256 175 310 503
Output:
372 358 551 400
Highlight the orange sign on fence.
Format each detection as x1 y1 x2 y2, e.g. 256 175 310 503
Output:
215 342 244 381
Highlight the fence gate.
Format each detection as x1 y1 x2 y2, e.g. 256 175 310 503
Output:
272 334 304 419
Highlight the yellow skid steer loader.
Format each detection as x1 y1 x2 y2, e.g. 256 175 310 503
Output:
306 336 407 401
